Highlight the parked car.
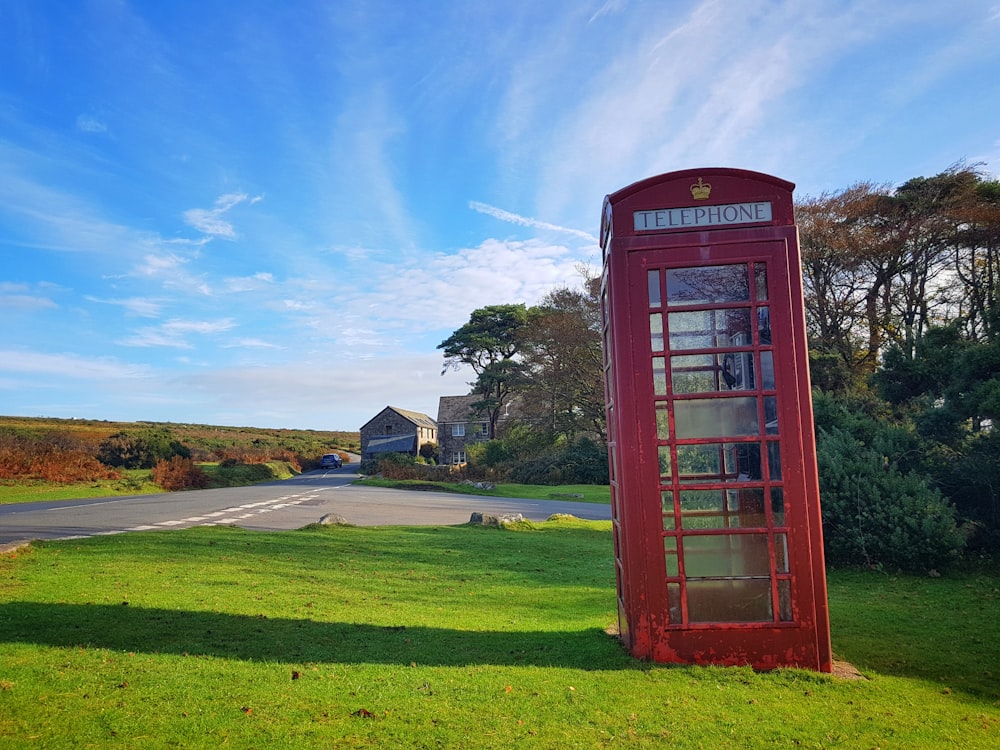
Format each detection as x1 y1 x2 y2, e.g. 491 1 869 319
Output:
320 453 342 469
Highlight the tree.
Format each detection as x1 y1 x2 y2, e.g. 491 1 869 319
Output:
519 275 606 440
438 304 531 437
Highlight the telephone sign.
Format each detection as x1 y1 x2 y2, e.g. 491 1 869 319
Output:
600 168 831 672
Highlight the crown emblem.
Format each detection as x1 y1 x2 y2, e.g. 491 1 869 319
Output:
690 177 712 200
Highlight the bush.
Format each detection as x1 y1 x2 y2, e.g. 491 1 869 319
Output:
0 430 120 483
816 427 966 571
151 456 210 491
98 429 191 469
507 437 609 485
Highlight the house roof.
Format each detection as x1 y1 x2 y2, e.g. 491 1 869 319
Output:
388 406 437 429
437 394 486 423
360 405 437 432
365 434 418 454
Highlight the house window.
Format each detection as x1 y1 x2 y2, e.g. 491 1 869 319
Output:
452 451 467 464
479 422 489 437
385 425 393 434
451 423 465 437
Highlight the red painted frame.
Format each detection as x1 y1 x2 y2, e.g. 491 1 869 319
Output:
600 169 831 671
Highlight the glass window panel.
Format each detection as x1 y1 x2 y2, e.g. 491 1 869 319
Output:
664 536 679 577
671 353 722 393
778 580 792 621
650 313 664 351
658 446 672 479
676 442 761 483
767 442 782 480
755 263 768 301
661 491 676 530
679 489 765 529
667 583 682 623
764 397 778 434
674 397 759 438
758 307 772 345
775 533 789 574
723 351 755 391
681 533 772 578
760 351 775 390
686 579 773 623
770 487 785 526
666 265 749 305
652 357 667 395
648 269 661 307
655 404 670 439
668 309 752 351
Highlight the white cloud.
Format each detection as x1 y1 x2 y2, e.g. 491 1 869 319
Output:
75 115 108 134
84 296 162 317
223 272 275 293
117 318 236 348
0 283 58 311
182 192 262 239
0 350 149 380
469 201 597 242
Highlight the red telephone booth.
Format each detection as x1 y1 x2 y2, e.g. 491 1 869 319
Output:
600 168 832 672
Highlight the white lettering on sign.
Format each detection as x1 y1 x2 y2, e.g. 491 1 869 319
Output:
633 201 773 231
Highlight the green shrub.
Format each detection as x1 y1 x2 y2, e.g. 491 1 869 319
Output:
816 427 966 571
97 429 191 469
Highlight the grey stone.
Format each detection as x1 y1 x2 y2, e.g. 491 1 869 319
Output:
318 513 350 526
469 511 525 527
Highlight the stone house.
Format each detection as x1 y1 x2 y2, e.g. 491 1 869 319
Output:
359 406 437 461
436 394 495 465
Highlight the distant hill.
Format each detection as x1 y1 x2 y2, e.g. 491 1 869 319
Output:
0 415 360 462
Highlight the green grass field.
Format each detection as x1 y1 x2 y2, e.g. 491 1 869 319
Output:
1 520 998 748
356 478 611 504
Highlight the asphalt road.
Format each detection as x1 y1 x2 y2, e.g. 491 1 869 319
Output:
0 465 611 550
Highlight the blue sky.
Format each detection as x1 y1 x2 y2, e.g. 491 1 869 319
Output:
1 1 998 432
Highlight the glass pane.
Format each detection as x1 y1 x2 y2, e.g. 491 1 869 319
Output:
722 351 755 391
758 307 772 345
767 442 782 480
650 313 663 351
671 353 722 393
676 442 761 483
652 357 667 395
775 533 789 574
666 265 749 305
664 536 679 577
755 263 768 301
770 487 785 526
658 446 672 479
778 580 792 621
760 351 775 389
648 269 661 307
668 309 752 351
662 490 676 530
764 397 778 434
682 534 772 578
686 579 773 623
655 404 670 439
679 489 765 529
667 583 682 623
673 397 759 438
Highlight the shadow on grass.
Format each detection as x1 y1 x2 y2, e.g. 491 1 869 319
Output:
0 601 629 669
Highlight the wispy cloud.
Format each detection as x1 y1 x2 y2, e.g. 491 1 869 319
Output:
0 350 149 380
84 296 162 317
117 318 236 348
75 115 108 134
469 201 598 242
182 193 262 239
0 283 58 311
